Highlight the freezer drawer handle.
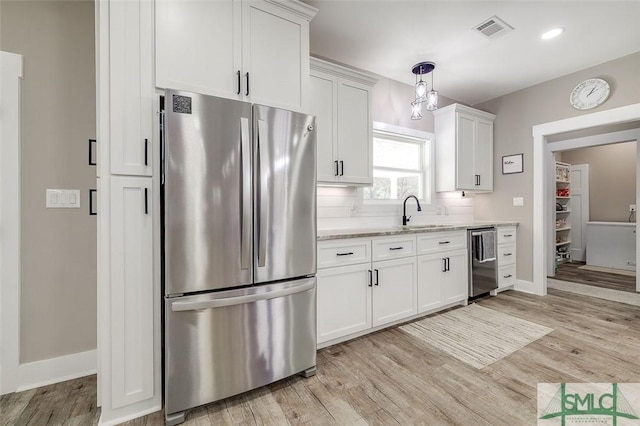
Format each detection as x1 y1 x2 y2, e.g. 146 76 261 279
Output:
388 247 403 251
170 281 314 311
336 252 354 256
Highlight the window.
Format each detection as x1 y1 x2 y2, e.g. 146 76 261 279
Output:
363 123 433 203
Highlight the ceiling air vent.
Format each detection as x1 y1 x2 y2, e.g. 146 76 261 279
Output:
473 15 514 40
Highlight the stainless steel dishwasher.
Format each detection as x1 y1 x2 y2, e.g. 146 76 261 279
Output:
468 227 498 297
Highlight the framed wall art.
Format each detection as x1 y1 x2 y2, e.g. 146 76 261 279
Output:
502 153 523 174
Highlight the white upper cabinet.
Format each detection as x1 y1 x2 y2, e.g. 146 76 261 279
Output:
156 0 316 112
109 0 154 176
310 58 377 185
434 103 495 192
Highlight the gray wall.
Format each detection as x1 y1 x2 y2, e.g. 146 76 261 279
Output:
473 52 640 282
561 142 637 222
0 1 97 362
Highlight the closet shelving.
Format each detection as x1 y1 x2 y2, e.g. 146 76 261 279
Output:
555 161 572 264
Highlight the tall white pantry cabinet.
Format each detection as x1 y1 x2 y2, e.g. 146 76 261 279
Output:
96 0 316 423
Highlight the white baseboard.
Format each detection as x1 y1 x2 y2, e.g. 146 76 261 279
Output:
16 349 97 392
514 279 544 296
98 404 162 426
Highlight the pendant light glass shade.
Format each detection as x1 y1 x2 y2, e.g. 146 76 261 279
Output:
410 100 422 120
415 79 428 101
425 89 438 111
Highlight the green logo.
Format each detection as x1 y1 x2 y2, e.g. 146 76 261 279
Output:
539 383 639 425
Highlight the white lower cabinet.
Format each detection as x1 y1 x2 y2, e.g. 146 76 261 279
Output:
317 232 467 347
371 257 417 327
317 263 372 344
417 249 468 313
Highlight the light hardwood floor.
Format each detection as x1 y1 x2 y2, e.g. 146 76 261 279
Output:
553 261 636 293
3 288 640 425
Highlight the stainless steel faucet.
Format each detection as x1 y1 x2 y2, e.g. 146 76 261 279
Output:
402 195 422 225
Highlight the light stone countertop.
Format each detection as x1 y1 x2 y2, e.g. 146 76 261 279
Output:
317 221 519 241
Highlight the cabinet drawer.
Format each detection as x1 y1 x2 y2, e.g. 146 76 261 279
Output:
498 243 516 266
498 264 516 288
498 226 516 245
318 239 371 269
372 236 416 261
417 231 466 255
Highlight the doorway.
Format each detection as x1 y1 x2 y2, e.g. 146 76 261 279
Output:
548 140 637 293
532 106 640 296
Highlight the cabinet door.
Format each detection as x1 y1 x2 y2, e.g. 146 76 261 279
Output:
443 250 468 304
109 0 153 176
309 71 338 183
417 254 445 313
155 0 241 100
474 118 493 191
317 263 372 344
372 257 417 327
109 176 154 408
242 0 309 111
336 78 372 185
455 112 476 190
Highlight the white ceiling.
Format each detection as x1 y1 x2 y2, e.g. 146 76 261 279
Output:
303 1 640 105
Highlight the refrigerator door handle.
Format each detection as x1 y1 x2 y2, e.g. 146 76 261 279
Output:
257 119 269 267
170 281 314 311
240 117 251 270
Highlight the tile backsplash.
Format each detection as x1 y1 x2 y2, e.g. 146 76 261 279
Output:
317 186 474 230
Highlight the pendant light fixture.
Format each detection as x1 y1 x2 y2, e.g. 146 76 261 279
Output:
410 61 438 119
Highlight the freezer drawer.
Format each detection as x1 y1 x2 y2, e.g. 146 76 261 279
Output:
164 277 316 416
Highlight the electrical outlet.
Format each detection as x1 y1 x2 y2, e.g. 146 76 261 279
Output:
631 204 637 212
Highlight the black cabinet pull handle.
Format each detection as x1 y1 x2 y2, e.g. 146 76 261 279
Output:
339 160 344 176
442 258 447 272
334 160 339 176
504 274 512 279
144 188 149 215
389 247 403 251
336 252 354 256
89 189 97 216
368 270 372 287
144 138 149 166
504 253 513 256
245 72 250 96
374 269 379 286
88 139 97 165
237 70 241 95
446 257 450 272
438 241 450 245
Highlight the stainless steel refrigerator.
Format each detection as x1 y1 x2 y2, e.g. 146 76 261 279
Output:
161 90 317 425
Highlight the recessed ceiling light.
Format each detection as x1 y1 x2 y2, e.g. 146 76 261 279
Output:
541 27 564 40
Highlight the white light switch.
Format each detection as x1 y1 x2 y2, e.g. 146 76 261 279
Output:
513 197 524 207
46 189 81 208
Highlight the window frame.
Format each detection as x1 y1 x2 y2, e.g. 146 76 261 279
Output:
363 122 435 206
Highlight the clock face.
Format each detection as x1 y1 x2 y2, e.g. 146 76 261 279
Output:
570 78 610 110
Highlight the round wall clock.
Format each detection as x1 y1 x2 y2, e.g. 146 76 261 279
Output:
569 78 610 110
